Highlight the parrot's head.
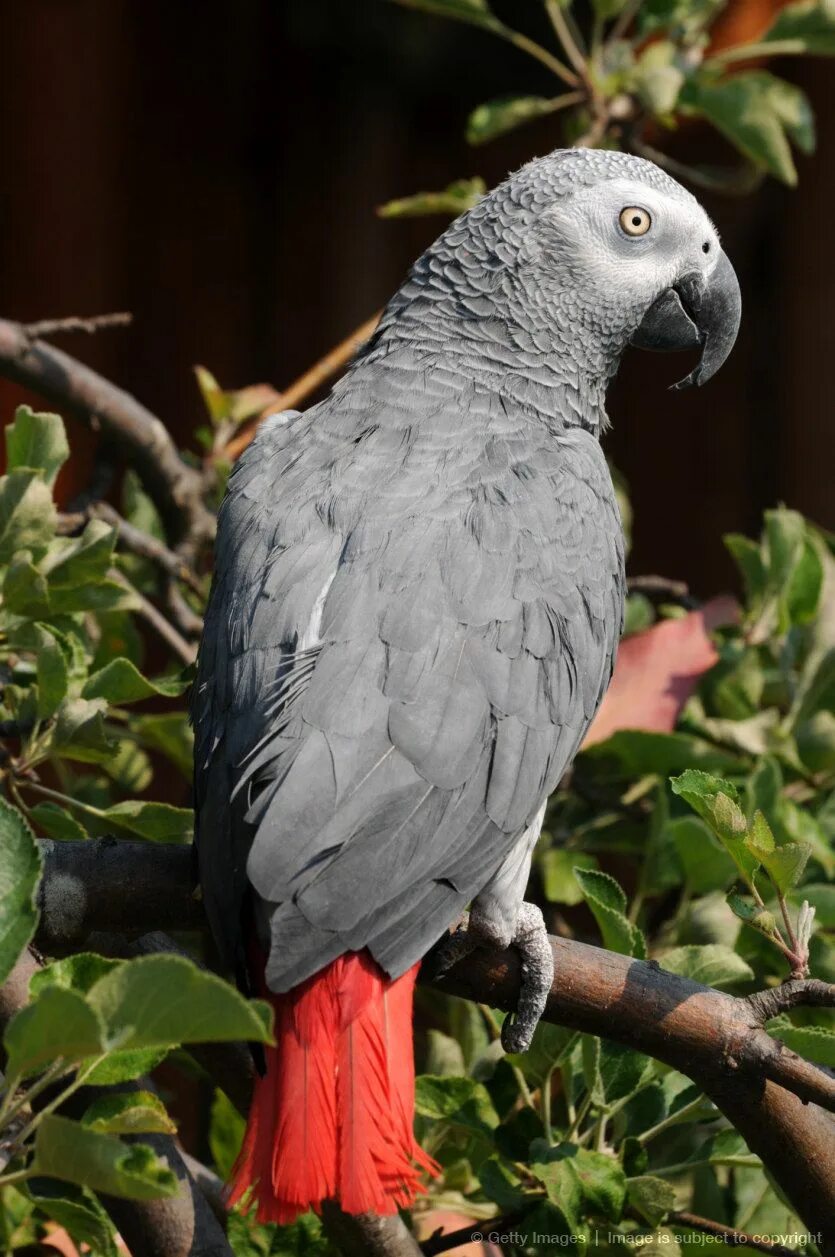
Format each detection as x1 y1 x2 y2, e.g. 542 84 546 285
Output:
507 147 741 390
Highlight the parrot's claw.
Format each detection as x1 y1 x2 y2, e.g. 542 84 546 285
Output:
433 902 553 1055
498 903 554 1054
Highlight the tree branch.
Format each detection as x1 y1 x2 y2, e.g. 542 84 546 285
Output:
221 312 381 462
29 839 835 1251
20 313 133 339
0 316 214 550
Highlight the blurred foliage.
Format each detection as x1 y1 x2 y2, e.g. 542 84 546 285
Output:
0 408 272 1254
379 0 835 216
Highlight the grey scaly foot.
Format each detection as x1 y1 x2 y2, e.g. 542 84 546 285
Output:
498 903 554 1053
434 901 554 1054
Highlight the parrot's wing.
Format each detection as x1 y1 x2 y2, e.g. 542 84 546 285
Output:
194 401 623 989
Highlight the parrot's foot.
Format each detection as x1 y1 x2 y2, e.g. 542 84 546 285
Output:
495 903 554 1054
434 902 554 1055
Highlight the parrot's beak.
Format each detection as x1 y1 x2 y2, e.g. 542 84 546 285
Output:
630 248 741 390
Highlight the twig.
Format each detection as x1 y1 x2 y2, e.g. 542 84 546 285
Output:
606 0 642 46
111 569 197 664
670 1211 796 1256
747 979 835 1022
28 842 835 1248
221 312 382 462
626 574 690 600
20 313 133 339
166 580 205 639
421 1212 526 1256
543 0 588 77
0 316 214 550
59 504 204 595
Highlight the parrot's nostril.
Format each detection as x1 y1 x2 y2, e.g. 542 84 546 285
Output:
702 241 711 254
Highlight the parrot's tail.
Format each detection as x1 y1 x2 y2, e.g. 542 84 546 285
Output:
227 950 437 1224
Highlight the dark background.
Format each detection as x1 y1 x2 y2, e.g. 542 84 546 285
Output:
0 0 832 594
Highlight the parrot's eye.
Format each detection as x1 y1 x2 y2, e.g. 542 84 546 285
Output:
619 207 652 237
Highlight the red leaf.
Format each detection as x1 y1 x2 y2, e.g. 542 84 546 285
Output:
583 596 739 748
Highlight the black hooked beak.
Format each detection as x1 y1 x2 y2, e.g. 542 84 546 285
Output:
630 249 741 389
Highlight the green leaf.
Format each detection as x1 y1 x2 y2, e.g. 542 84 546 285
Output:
377 177 486 219
26 1183 117 1257
670 817 735 893
122 469 165 540
726 532 767 602
0 470 56 562
132 713 194 780
86 953 273 1051
531 1141 626 1227
627 1174 676 1226
768 1019 835 1066
467 95 576 145
506 1021 577 1087
574 867 646 958
414 1074 499 1136
529 1145 584 1233
477 1156 531 1212
85 1048 170 1086
51 698 113 763
209 1087 246 1179
681 72 813 184
788 537 825 621
31 951 121 996
541 849 599 904
659 944 754 988
758 842 812 895
581 730 741 780
671 770 759 885
33 1114 178 1199
4 986 105 1079
82 1090 177 1135
97 799 194 844
426 1028 467 1076
34 624 70 719
762 0 835 54
0 798 42 986
598 1041 653 1108
82 658 189 705
105 739 153 793
630 41 685 116
43 519 115 587
6 406 69 486
3 551 50 617
797 709 835 772
700 1128 761 1168
29 802 88 842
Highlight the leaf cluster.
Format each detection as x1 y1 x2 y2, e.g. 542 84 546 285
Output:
380 0 835 216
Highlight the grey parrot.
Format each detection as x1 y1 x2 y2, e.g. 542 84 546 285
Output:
192 147 741 1223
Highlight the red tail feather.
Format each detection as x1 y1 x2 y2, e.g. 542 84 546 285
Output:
228 952 437 1223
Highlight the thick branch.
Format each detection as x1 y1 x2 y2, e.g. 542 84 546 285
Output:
0 316 214 549
31 839 835 1250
